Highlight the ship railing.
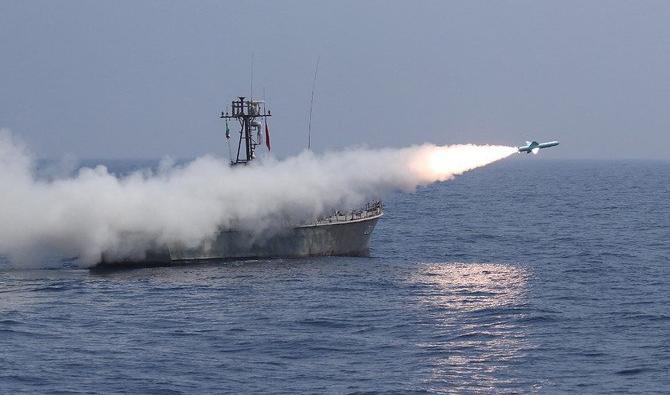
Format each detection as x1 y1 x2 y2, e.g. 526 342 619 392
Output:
314 200 383 225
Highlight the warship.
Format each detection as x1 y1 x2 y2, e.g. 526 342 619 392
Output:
97 96 383 267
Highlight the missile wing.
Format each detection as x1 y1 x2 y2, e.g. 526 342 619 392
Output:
518 140 559 154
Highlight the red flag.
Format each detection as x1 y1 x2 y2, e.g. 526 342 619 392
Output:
265 119 271 151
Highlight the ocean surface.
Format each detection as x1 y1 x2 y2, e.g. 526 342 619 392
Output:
1 158 669 393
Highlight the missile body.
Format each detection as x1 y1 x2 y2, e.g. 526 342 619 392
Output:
518 140 559 154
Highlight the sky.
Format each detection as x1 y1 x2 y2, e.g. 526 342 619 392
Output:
1 0 669 160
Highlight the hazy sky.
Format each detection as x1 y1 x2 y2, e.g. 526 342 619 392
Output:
1 1 669 160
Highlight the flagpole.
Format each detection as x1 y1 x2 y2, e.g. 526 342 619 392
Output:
225 119 233 164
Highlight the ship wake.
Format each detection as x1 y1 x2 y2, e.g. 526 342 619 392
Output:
0 129 516 267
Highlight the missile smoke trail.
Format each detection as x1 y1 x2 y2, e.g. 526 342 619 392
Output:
0 129 517 267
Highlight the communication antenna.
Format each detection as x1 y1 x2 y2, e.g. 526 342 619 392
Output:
307 56 320 150
250 53 255 99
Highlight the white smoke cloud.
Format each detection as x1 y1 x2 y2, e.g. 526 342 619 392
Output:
0 129 517 267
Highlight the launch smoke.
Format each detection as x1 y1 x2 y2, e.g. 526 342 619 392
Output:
0 129 517 267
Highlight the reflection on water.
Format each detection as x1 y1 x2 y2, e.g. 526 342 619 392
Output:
410 263 538 392
412 263 529 311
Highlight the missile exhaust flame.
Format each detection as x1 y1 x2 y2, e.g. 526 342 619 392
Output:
416 144 518 181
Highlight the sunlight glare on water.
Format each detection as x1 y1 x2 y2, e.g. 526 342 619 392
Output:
409 263 534 392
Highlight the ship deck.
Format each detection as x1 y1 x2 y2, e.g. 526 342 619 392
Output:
306 201 384 227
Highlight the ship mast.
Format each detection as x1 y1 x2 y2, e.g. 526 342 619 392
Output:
220 97 271 165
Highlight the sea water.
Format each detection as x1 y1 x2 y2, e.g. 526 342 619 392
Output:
1 159 668 393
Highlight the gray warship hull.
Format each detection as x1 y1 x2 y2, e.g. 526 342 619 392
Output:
97 211 382 268
171 213 382 261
